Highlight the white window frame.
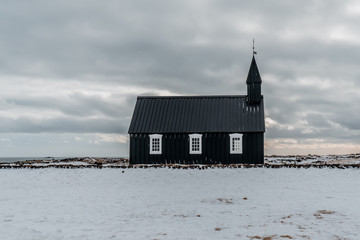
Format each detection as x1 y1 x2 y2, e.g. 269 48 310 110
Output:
189 134 202 154
149 134 162 154
229 133 243 154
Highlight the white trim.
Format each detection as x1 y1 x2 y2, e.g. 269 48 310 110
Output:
189 134 202 154
149 134 162 154
229 133 243 154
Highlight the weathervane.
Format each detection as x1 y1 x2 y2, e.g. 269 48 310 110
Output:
253 38 257 55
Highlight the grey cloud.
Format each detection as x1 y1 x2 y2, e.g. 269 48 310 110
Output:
1 0 360 156
0 116 127 134
6 92 128 118
305 113 332 128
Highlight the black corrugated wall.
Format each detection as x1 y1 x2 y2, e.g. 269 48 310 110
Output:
243 133 264 164
129 133 264 164
247 83 261 104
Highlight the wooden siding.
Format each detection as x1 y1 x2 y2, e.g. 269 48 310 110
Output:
129 133 264 164
247 83 262 104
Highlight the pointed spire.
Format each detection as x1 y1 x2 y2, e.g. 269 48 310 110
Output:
246 55 262 83
247 42 262 104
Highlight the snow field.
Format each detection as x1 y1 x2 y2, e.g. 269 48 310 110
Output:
0 168 359 240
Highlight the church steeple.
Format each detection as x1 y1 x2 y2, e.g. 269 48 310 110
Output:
246 55 262 104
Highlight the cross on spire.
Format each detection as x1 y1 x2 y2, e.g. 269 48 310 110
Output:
253 38 257 55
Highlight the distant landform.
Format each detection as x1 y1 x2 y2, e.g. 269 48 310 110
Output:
0 154 359 169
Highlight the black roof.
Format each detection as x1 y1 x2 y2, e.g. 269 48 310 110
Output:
128 95 265 134
246 56 262 83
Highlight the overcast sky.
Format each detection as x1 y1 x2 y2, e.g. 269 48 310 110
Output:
1 0 360 157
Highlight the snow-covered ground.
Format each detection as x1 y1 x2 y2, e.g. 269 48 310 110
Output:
0 168 359 240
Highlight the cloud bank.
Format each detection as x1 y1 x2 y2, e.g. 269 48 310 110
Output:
1 0 360 156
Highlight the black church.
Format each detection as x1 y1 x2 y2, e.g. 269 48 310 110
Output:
128 55 265 164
